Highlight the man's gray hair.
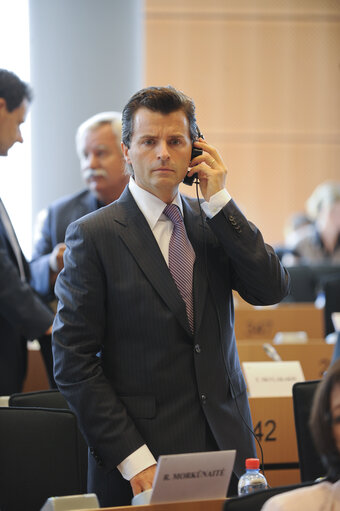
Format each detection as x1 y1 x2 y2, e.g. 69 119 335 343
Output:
75 111 122 158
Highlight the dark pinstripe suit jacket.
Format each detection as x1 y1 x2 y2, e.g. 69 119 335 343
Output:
53 186 289 505
0 215 54 394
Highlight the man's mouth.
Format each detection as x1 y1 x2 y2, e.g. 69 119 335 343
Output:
83 169 108 180
154 167 174 172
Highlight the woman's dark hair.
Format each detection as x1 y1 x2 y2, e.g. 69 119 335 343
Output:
309 358 340 481
0 69 32 112
122 85 199 148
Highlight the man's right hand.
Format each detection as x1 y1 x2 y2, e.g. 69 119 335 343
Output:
44 325 53 335
130 464 157 496
49 242 66 273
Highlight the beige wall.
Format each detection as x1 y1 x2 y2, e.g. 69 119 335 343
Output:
144 0 340 244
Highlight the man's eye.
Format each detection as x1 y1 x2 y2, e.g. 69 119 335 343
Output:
332 415 340 425
143 139 154 145
170 139 181 145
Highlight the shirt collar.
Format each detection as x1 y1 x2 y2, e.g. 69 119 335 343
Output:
128 176 183 230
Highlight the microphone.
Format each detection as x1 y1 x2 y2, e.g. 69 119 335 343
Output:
263 343 282 361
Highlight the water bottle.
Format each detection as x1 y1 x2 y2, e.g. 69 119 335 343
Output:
237 458 268 495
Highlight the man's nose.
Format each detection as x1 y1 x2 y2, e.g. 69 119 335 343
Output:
88 153 99 168
17 129 23 144
157 141 170 160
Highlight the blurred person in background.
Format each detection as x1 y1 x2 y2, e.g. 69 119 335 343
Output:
30 111 128 305
0 69 53 394
262 358 340 510
282 181 340 266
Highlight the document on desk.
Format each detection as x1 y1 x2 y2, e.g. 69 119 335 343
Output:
150 450 236 504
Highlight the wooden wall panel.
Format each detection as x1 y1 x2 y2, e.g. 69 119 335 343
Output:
145 0 340 243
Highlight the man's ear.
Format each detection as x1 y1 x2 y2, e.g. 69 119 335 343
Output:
121 142 131 164
0 98 7 114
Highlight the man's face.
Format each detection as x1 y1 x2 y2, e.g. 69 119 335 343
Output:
122 107 192 203
79 123 127 204
0 98 28 156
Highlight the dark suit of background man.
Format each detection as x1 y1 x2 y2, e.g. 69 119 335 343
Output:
53 86 290 507
0 69 54 395
30 111 129 305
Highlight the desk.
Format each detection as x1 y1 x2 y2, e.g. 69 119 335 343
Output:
23 343 50 392
235 303 324 340
237 339 332 380
99 501 226 511
249 397 300 487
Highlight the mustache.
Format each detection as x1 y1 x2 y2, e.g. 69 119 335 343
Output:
83 168 108 180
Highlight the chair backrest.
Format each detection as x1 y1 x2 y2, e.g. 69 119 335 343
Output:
284 264 340 305
0 407 83 511
9 389 69 409
292 380 325 482
322 275 340 336
9 390 88 494
223 482 316 510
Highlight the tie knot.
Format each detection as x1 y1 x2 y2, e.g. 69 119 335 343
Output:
163 204 183 226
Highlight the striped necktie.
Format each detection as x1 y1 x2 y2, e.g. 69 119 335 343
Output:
163 204 196 333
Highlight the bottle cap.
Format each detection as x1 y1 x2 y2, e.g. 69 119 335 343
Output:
245 458 260 469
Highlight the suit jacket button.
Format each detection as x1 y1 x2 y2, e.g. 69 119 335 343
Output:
201 394 207 403
195 344 201 353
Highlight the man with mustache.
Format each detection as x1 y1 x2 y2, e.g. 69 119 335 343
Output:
30 111 128 303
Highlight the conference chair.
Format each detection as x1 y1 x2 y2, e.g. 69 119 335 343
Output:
283 264 340 305
322 275 340 336
0 407 83 511
9 389 88 493
292 380 325 482
9 388 68 408
223 481 316 510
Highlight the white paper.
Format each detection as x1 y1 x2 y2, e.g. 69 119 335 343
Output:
150 450 236 504
242 361 305 397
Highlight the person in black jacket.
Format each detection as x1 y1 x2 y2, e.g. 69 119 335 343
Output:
0 69 54 394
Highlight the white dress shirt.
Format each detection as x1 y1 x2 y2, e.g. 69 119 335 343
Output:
117 177 231 481
262 480 340 511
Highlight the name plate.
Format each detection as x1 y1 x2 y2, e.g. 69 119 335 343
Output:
150 450 236 504
242 361 305 397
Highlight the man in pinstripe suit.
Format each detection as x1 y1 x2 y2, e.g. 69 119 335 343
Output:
53 86 290 506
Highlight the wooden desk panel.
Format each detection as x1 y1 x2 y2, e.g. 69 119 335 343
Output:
235 303 324 340
249 397 298 464
249 397 300 486
237 340 332 380
23 344 50 392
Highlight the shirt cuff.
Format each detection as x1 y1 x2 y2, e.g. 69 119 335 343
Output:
201 188 232 218
117 444 157 481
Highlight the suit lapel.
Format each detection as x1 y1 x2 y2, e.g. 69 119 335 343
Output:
113 188 192 335
0 202 28 281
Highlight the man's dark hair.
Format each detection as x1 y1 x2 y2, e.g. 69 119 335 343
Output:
309 358 340 481
0 69 32 112
122 85 199 148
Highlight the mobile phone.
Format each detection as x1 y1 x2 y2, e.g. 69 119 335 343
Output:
183 127 204 186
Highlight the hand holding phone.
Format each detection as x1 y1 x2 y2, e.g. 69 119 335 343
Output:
183 127 204 186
